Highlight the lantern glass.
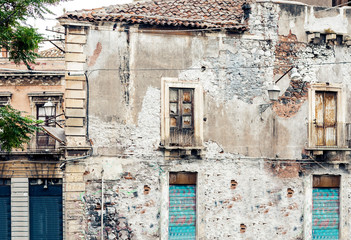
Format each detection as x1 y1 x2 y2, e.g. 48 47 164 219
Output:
44 98 55 117
267 85 281 101
290 67 301 80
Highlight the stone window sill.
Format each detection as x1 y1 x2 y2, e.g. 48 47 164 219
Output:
305 147 350 151
160 146 203 150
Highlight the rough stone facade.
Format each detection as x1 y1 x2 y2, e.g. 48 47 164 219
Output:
59 1 351 239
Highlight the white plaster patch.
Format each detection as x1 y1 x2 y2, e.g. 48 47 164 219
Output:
132 86 161 156
305 8 348 34
103 159 124 180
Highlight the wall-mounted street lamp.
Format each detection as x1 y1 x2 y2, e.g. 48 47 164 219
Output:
44 98 55 117
267 84 281 101
41 98 66 145
267 66 302 101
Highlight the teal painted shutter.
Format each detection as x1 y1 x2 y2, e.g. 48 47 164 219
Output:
312 188 339 239
29 184 63 240
0 184 11 240
169 185 196 240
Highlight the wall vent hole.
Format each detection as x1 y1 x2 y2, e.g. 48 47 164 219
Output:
144 185 151 195
231 180 238 189
240 224 246 233
287 188 294 198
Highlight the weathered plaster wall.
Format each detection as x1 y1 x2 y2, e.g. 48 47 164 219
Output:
289 0 331 7
79 157 351 239
0 85 64 114
0 57 65 71
62 1 351 239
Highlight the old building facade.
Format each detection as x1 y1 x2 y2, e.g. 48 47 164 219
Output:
0 49 65 239
0 0 344 239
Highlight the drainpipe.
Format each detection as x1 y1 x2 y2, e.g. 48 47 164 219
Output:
84 71 90 142
101 169 104 240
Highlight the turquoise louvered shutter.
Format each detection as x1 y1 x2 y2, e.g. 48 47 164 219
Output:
29 184 62 240
312 188 339 239
0 184 11 240
169 185 196 240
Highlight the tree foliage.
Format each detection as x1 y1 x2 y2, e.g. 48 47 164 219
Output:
0 0 63 69
0 105 42 152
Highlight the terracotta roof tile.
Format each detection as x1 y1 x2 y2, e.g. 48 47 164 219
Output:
38 47 64 58
60 0 249 31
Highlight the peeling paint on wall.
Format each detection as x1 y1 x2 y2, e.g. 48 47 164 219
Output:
273 80 310 118
88 42 102 67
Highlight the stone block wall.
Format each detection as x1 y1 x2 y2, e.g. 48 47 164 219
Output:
65 26 88 148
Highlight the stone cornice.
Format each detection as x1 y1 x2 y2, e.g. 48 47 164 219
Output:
0 72 65 85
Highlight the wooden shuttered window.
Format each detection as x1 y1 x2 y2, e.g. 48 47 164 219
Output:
169 88 194 146
314 91 337 146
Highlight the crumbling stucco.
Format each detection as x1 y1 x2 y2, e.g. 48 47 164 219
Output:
62 1 351 239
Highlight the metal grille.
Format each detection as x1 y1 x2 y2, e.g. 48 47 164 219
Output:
169 185 196 240
312 188 339 239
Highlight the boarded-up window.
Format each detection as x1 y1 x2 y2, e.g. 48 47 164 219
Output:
314 91 337 146
169 88 194 146
36 104 56 149
312 175 340 239
169 172 196 240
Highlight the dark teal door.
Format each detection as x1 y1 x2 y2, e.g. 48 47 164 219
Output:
0 181 11 240
30 182 62 240
169 185 196 239
312 188 339 239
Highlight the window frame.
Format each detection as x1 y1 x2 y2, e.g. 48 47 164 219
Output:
36 103 57 149
161 78 203 149
160 171 202 240
0 92 12 106
332 0 351 7
168 172 197 239
308 83 345 149
28 92 64 151
304 174 344 239
169 88 195 146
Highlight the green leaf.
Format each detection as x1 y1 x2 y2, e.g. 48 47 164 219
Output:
0 105 42 152
0 0 65 68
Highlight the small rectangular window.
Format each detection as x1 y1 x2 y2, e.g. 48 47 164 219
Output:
169 88 194 146
161 78 203 151
0 92 12 106
36 104 56 149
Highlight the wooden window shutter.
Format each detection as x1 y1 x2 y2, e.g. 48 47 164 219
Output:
169 88 194 146
314 92 337 146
